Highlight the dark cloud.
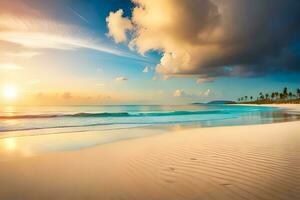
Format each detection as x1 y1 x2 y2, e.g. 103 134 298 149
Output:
108 0 300 79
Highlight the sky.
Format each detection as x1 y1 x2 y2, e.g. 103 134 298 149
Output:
0 0 300 105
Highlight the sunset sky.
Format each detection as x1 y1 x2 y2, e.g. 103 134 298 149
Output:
1 0 300 105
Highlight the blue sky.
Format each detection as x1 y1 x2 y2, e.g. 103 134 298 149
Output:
0 0 299 105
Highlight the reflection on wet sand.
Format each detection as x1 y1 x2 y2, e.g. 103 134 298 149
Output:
0 128 166 161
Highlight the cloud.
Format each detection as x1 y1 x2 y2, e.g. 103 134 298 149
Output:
162 75 171 80
5 51 41 58
108 0 300 79
202 89 211 97
68 6 90 25
106 9 133 43
173 89 197 98
143 66 150 73
196 77 215 84
174 88 212 98
115 76 128 81
0 63 23 70
62 92 72 100
173 89 185 97
0 2 131 58
0 16 125 56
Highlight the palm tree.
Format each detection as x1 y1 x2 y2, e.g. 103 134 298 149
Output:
275 92 279 100
288 92 293 99
265 93 269 100
244 96 248 101
250 96 253 101
283 87 288 99
271 92 275 100
280 93 284 99
297 88 300 98
259 92 264 100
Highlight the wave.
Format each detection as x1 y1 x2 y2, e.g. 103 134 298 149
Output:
0 115 238 133
0 110 235 120
0 106 279 134
0 122 144 133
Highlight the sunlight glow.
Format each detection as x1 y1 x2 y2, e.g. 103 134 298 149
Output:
3 86 18 100
3 138 17 151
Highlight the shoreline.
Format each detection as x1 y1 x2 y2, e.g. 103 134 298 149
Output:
0 103 298 159
237 103 300 112
0 104 299 199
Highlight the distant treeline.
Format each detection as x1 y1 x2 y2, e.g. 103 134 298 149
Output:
237 87 300 104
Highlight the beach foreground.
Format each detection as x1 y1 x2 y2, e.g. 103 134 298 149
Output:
0 121 299 199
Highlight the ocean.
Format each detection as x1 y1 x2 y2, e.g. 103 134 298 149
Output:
1 104 300 158
0 104 297 138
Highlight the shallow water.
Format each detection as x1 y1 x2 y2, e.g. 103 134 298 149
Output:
0 104 300 159
0 104 292 135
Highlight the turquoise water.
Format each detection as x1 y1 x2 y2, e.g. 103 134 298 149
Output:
1 104 300 158
0 104 296 138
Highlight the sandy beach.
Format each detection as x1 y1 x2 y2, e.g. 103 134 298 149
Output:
2 0 300 198
0 104 299 200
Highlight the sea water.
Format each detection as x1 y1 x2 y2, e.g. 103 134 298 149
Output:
1 104 300 158
0 104 297 138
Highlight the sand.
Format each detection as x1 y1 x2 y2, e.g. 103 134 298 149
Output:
0 105 299 200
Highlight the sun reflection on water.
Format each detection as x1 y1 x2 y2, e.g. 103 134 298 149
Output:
3 106 16 116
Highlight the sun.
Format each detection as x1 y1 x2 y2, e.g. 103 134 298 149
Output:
3 85 18 100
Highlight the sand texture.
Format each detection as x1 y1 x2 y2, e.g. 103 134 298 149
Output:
0 119 299 200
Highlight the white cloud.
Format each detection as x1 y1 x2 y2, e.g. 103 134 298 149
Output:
174 89 185 97
196 77 215 84
106 9 133 43
203 89 211 96
0 63 23 70
143 66 149 73
6 51 41 58
173 89 196 98
174 88 212 98
173 89 199 99
0 3 132 58
115 76 128 81
163 75 170 80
